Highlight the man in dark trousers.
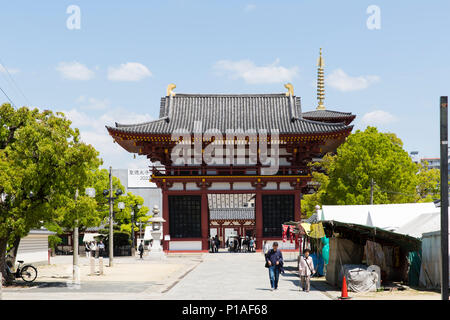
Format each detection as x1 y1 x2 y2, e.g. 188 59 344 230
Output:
138 240 145 260
265 242 284 291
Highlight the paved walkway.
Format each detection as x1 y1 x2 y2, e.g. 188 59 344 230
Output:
163 251 330 300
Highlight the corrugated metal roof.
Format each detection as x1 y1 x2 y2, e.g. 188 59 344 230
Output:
107 94 352 135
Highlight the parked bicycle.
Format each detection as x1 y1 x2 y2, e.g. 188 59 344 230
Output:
4 255 38 283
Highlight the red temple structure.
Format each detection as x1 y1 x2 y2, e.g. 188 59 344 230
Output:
106 50 355 251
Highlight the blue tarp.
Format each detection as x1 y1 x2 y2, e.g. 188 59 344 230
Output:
310 253 325 276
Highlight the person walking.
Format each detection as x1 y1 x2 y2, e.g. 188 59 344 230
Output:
214 235 220 253
249 237 255 253
90 241 98 258
138 240 144 259
299 248 315 292
85 241 91 258
265 242 284 291
263 240 270 256
98 240 105 258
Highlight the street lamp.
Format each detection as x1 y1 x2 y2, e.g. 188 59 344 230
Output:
103 167 123 267
73 187 96 283
118 202 142 257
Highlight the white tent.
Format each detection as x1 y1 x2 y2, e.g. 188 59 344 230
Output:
319 203 438 232
396 212 448 238
82 233 101 242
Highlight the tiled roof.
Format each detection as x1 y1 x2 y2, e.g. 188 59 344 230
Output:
210 208 255 220
302 109 354 119
107 94 353 136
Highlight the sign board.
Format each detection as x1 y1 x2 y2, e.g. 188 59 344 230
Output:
127 169 157 188
164 235 171 241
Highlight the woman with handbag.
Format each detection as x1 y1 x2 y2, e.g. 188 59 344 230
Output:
298 248 315 292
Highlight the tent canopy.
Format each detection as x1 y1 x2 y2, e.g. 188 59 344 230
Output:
319 203 438 232
82 233 102 242
321 220 421 252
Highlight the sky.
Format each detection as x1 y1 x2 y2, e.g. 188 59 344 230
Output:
0 1 449 169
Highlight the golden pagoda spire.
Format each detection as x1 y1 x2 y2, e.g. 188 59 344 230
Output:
316 48 325 110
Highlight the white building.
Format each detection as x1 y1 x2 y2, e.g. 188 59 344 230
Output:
16 229 55 265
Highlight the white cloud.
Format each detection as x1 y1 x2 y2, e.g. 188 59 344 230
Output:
56 61 95 80
244 4 256 12
213 58 299 84
127 156 152 170
0 65 19 74
362 110 396 125
327 68 379 92
77 96 110 110
107 62 152 82
62 107 153 167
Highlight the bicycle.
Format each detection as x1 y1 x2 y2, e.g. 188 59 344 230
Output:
5 255 38 283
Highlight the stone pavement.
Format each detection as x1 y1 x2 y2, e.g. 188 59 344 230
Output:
163 251 330 300
2 252 438 300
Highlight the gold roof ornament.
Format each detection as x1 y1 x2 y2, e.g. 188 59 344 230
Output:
284 83 294 96
317 48 325 110
167 83 176 97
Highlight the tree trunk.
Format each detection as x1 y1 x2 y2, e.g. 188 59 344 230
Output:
7 236 21 267
0 236 9 285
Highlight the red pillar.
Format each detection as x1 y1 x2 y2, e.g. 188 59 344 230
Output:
294 191 301 249
162 190 169 251
201 192 209 250
255 191 263 250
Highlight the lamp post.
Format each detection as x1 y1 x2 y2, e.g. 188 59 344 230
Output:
73 187 96 283
118 202 142 257
103 167 123 267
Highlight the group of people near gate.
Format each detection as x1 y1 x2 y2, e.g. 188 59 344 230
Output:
209 235 221 253
263 241 315 292
84 240 105 258
226 236 256 253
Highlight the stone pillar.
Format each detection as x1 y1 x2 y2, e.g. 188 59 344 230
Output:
162 191 169 251
90 254 95 276
99 257 104 275
255 191 263 250
201 192 209 251
294 191 301 249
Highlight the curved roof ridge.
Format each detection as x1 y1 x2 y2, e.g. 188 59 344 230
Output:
172 93 289 97
302 109 353 116
114 117 168 128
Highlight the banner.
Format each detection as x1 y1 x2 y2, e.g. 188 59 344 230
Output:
282 225 289 242
289 225 295 243
127 169 157 188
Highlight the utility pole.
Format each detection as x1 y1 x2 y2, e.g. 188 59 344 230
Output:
73 189 79 283
440 96 449 300
370 178 374 205
109 166 114 267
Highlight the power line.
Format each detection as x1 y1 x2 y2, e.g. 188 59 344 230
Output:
0 85 16 107
0 58 31 106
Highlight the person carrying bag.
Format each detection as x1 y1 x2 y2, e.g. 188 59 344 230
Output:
298 248 315 292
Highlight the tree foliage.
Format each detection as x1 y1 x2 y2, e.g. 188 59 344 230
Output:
0 103 101 281
302 127 440 217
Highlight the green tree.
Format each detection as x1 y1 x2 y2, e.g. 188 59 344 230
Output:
416 161 440 202
0 103 101 282
114 192 150 235
301 127 439 216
